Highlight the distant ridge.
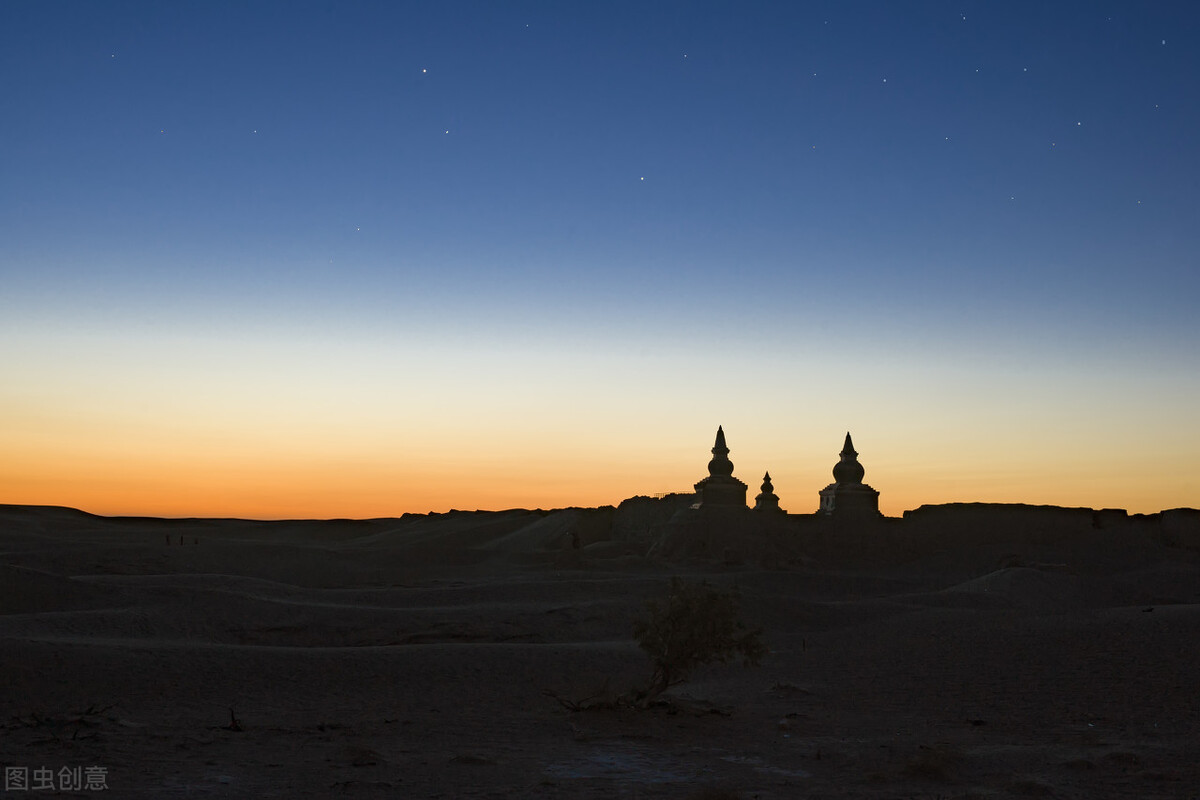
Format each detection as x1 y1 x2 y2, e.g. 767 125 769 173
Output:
0 504 394 526
3 500 1196 525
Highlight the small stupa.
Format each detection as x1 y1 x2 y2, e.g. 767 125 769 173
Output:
693 426 748 508
753 472 785 514
817 432 880 517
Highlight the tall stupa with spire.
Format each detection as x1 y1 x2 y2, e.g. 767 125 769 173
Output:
693 426 748 508
817 432 881 517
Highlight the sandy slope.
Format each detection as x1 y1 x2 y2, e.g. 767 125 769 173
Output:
1 503 1198 798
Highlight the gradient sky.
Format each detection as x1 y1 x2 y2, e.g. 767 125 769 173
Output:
3 1 1198 518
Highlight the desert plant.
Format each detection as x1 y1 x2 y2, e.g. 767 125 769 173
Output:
632 577 766 706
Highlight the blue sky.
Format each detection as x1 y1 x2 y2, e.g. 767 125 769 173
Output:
3 2 1198 516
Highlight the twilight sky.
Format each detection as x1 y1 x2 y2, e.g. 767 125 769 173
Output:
3 1 1198 518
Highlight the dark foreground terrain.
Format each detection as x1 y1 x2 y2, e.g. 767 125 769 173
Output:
2 501 1198 798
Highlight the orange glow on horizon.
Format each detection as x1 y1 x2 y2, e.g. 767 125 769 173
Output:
3 344 1196 520
3 451 1192 521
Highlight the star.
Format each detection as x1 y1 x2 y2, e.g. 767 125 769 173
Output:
422 68 427 74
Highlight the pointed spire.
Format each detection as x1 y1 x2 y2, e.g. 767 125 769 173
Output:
707 425 734 477
832 431 865 484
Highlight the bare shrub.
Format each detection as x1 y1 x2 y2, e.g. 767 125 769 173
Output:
632 577 766 706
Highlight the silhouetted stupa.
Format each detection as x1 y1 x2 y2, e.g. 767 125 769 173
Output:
817 432 880 517
753 472 785 514
693 426 748 508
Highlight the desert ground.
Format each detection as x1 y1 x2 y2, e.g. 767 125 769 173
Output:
2 501 1198 799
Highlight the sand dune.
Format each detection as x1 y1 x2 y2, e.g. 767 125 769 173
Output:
2 501 1198 798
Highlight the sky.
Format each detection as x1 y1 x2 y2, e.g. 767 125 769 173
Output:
2 1 1198 518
